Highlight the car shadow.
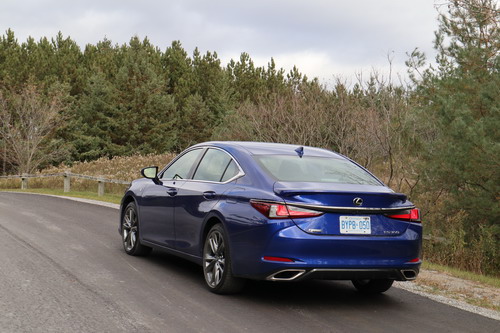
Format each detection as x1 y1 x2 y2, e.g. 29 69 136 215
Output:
141 249 402 310
242 279 399 309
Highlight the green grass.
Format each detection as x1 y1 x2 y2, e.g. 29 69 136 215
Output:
0 188 123 204
422 261 500 289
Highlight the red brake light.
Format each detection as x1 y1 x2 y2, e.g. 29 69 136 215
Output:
250 200 323 219
387 208 421 222
263 256 294 262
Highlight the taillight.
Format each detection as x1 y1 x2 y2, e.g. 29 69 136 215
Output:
250 200 323 219
387 208 421 222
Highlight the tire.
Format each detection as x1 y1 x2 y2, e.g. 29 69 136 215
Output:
121 202 152 256
203 224 245 294
352 279 394 294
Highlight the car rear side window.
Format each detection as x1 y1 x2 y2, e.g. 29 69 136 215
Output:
220 160 239 182
162 149 203 180
193 148 234 182
255 155 381 185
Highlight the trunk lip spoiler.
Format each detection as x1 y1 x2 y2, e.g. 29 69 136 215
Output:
274 188 402 196
250 199 415 214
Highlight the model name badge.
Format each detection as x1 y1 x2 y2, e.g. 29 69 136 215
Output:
339 216 371 234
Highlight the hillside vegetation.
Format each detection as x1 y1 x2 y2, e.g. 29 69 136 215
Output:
0 0 498 276
0 154 175 194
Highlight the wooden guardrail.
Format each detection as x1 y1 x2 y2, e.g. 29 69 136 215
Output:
0 172 130 196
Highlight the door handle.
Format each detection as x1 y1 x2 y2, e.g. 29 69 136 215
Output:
203 191 217 199
166 187 178 196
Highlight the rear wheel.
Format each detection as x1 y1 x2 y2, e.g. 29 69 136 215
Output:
203 224 245 294
122 202 152 256
352 279 394 294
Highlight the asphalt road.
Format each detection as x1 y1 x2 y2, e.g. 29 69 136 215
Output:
0 192 498 333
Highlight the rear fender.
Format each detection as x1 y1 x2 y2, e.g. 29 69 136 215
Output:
199 210 229 257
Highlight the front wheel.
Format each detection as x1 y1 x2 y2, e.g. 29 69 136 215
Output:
352 279 394 294
122 202 152 256
203 224 245 294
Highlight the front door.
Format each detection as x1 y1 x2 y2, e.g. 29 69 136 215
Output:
140 179 184 247
139 148 204 248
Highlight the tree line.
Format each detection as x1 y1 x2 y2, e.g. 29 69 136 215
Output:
0 0 498 275
0 33 303 166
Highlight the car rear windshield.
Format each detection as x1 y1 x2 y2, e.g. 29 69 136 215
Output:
254 155 381 185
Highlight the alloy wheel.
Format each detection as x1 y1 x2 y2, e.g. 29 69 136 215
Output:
204 230 226 288
122 206 138 252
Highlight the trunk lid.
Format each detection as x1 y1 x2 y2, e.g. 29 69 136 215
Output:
274 182 414 236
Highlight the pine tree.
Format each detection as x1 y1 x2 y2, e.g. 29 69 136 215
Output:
192 48 234 126
407 0 499 273
0 29 24 89
114 36 177 154
226 52 266 103
162 41 193 108
177 93 214 150
71 71 123 160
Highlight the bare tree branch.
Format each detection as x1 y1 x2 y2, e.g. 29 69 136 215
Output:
0 84 67 173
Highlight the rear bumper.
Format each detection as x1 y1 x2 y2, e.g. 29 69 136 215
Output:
230 221 422 280
266 267 419 282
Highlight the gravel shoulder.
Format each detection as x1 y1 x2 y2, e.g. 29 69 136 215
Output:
395 270 500 321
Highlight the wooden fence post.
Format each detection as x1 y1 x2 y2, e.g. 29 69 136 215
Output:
21 174 28 189
63 171 71 193
98 178 105 196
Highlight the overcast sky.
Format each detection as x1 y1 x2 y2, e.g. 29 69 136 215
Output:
1 0 440 84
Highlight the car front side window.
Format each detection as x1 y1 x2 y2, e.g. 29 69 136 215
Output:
161 149 203 180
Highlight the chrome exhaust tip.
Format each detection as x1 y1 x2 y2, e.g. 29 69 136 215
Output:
267 269 306 281
401 269 417 280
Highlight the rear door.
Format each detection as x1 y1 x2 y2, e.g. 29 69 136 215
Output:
174 148 241 256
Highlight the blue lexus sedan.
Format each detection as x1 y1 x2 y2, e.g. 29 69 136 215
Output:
119 141 422 294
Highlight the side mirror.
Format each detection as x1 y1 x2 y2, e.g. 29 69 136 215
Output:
141 166 160 183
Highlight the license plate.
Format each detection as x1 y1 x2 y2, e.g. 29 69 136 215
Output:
339 216 371 234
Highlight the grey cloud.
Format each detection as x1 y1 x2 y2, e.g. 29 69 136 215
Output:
1 0 438 80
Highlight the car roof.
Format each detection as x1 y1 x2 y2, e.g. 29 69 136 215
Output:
193 141 343 158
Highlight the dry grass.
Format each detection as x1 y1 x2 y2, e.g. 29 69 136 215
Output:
0 153 176 194
44 153 176 181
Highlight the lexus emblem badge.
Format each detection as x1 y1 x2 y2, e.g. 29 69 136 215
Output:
353 197 363 206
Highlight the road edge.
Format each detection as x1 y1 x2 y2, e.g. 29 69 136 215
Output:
2 191 120 210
